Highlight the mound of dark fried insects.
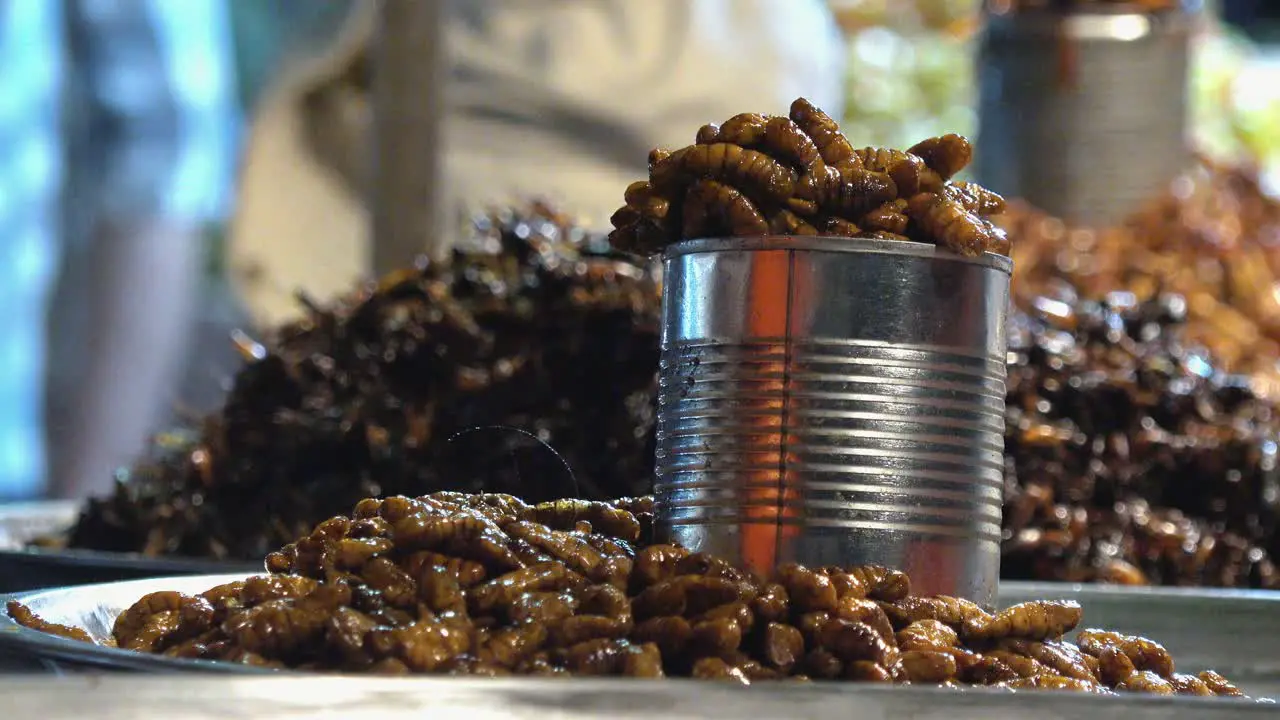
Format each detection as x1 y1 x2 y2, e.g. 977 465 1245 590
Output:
1003 288 1280 589
6 493 1250 697
65 203 662 560
608 97 1009 257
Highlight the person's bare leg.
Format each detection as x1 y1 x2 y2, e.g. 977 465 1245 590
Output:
46 218 200 499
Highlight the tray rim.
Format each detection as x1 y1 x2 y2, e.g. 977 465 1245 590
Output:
5 573 1280 685
0 546 263 574
2 674 1276 719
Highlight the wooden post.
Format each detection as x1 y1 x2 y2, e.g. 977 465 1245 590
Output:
370 0 446 276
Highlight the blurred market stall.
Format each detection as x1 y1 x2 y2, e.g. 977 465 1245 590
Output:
826 0 1280 187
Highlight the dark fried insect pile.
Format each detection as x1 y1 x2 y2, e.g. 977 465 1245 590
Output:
65 204 662 560
1006 154 1280 386
1003 285 1280 588
607 98 1010 257
6 492 1252 697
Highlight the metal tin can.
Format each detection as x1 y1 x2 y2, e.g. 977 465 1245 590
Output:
974 3 1197 226
655 236 1012 608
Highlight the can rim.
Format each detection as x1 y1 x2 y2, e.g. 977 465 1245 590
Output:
662 236 1014 275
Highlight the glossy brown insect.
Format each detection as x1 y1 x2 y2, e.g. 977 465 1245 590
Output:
896 619 959 651
846 565 911 602
682 179 769 238
906 192 1007 257
789 97 856 167
650 143 797 205
775 563 838 613
762 116 821 169
820 618 897 667
796 165 897 219
861 199 910 235
767 208 818 236
6 601 94 644
1117 670 1176 695
900 649 959 683
1076 629 1175 678
907 134 972 181
887 595 988 628
965 600 1083 642
835 596 895 643
716 113 769 147
852 146 942 197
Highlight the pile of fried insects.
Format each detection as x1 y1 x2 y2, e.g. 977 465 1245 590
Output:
64 203 661 560
6 493 1253 697
608 97 1009 257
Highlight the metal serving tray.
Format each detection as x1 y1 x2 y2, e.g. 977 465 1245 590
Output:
2 673 1277 720
0 501 259 593
2 574 1279 701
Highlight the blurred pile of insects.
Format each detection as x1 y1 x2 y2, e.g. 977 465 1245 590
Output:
829 0 1280 186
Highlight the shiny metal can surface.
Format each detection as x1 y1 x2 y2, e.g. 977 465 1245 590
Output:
655 237 1012 608
974 3 1196 226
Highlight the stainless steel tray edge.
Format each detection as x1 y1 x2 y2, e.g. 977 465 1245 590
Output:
2 675 1276 720
3 574 1280 700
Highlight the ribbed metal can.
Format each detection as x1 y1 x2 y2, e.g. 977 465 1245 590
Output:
974 3 1196 226
655 237 1012 608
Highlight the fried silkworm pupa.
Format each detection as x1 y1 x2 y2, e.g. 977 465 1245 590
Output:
886 595 989 629
682 179 769 238
1169 673 1214 696
1000 639 1095 682
503 521 604 579
479 623 549 667
775 563 838 613
789 97 856 167
899 649 959 683
907 134 973 180
1096 646 1136 687
691 656 751 683
633 544 691 588
622 181 671 222
907 191 1008 257
532 500 643 543
985 649 1050 679
896 619 959 651
944 181 1005 216
1199 670 1245 697
822 217 862 238
6 601 95 644
760 622 804 672
797 165 897 218
768 208 819 236
112 591 212 648
633 615 693 657
762 116 821 169
820 617 898 667
964 600 1083 642
469 562 577 614
696 123 721 144
717 113 769 147
1117 670 1176 695
835 596 895 643
845 565 911 602
853 146 942 197
650 143 797 205
861 199 910 235
845 660 896 683
1005 675 1110 693
1076 629 1175 678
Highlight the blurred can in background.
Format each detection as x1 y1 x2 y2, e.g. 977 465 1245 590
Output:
974 1 1200 226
